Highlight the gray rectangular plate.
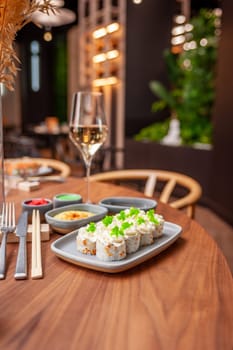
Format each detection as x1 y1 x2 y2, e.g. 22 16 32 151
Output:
51 221 182 273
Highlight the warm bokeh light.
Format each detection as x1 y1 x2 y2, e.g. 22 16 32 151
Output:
172 25 185 36
106 22 120 34
93 76 118 87
171 35 185 46
93 53 106 63
93 22 120 39
93 27 107 39
132 0 143 4
106 49 119 60
175 15 186 24
43 30 53 41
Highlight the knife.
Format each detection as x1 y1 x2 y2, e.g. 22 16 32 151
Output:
14 211 28 280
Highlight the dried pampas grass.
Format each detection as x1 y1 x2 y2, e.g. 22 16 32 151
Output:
0 0 56 90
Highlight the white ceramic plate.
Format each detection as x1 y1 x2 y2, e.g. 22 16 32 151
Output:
51 221 182 273
5 160 52 177
36 166 52 176
99 196 157 213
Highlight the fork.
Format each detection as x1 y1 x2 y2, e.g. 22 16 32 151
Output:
0 203 16 279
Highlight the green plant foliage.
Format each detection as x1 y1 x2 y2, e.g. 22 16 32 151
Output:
54 32 68 123
134 119 170 142
135 9 221 145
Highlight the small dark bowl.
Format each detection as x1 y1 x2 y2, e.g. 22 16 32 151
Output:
99 196 157 214
22 198 53 222
53 193 82 208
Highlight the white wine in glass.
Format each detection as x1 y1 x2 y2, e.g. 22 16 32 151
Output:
69 91 108 203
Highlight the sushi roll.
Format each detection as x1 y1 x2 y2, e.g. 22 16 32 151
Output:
138 229 154 247
119 208 154 248
146 210 165 238
76 222 97 255
153 213 165 238
124 207 144 219
97 215 115 232
96 226 126 261
120 221 140 254
76 207 164 261
134 215 154 246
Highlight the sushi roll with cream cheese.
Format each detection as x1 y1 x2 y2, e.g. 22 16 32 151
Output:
97 215 115 232
76 207 164 261
96 226 126 261
124 207 145 219
133 216 154 246
76 222 97 255
153 213 164 237
120 221 140 253
146 210 165 238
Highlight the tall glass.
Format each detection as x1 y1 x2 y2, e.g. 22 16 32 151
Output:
69 91 108 203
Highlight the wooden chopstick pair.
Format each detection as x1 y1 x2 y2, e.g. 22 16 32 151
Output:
31 209 43 279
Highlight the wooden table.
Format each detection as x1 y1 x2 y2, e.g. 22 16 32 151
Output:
1 177 233 350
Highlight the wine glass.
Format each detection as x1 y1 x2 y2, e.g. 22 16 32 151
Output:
69 91 108 203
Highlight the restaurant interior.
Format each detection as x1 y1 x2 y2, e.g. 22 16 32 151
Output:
0 1 233 348
2 0 232 269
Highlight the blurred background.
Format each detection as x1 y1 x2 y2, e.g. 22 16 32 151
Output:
2 0 233 230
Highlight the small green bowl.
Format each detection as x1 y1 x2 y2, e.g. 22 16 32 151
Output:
53 193 82 208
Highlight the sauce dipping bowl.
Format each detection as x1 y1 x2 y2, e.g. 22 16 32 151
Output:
22 198 53 222
53 193 82 208
99 197 157 214
45 203 108 234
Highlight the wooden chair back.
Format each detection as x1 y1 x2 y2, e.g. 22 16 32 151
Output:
5 157 71 178
89 169 202 218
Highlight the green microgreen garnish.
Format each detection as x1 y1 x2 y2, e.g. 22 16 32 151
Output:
137 217 146 225
147 210 159 224
87 222 96 232
117 210 127 221
110 226 124 237
121 221 133 230
128 207 140 217
102 215 113 226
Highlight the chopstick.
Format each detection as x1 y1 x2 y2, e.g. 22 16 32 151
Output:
31 209 43 279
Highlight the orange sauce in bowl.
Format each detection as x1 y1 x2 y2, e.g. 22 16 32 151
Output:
54 210 94 221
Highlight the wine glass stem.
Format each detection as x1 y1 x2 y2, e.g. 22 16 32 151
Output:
86 161 91 203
